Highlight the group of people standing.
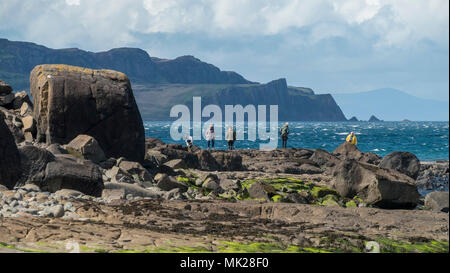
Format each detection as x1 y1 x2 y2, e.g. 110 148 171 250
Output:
184 123 358 151
186 125 237 151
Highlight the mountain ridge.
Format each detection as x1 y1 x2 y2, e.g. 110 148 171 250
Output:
1 38 347 121
0 38 255 90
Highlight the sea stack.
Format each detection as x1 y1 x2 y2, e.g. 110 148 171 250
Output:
368 115 382 122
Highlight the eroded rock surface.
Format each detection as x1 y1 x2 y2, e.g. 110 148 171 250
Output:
30 64 145 162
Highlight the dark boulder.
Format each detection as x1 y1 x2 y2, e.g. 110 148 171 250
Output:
42 154 104 196
333 159 420 209
0 113 22 189
379 151 421 180
30 64 145 162
17 145 55 187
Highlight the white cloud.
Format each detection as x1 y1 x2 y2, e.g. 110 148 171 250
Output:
65 0 80 6
0 0 447 49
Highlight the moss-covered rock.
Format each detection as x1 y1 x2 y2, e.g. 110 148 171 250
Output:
345 200 357 208
320 194 341 207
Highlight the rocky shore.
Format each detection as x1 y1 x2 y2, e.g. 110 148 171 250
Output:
0 65 448 253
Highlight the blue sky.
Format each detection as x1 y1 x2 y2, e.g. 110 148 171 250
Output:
0 0 448 101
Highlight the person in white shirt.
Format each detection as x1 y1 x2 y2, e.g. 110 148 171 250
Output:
205 124 215 150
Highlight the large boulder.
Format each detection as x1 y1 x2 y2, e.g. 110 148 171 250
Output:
379 151 421 180
0 113 22 189
424 191 449 213
30 64 145 162
42 154 104 196
17 146 104 196
333 159 420 209
66 134 106 163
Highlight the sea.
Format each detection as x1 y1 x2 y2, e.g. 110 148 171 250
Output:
144 121 449 162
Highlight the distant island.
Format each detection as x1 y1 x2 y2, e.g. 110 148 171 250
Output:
368 115 383 122
333 88 448 121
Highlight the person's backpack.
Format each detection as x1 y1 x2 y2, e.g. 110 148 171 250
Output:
280 126 288 136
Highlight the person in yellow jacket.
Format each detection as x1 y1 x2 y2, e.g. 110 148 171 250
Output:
346 131 357 145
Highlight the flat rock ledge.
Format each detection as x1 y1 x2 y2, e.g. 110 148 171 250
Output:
0 197 448 253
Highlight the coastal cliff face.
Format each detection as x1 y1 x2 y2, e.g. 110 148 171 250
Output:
203 79 347 121
134 79 347 121
1 38 347 121
0 38 253 89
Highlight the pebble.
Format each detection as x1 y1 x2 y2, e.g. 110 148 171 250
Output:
0 181 172 219
9 200 18 207
64 202 75 212
51 205 65 218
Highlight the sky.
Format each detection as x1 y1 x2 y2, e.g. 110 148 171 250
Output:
0 0 449 101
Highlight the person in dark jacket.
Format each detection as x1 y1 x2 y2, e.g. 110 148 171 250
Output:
280 122 289 148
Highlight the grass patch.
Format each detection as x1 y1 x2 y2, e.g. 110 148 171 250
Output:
237 177 343 206
217 241 332 253
376 238 449 253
